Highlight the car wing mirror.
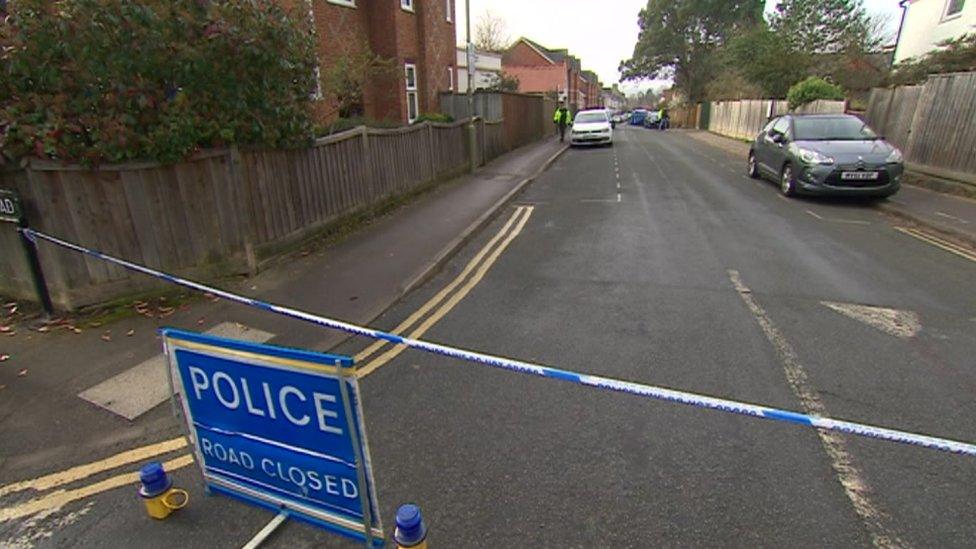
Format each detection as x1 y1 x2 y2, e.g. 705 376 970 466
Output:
771 132 785 144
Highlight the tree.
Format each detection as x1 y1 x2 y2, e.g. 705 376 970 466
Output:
321 38 396 120
487 71 520 92
473 10 510 53
723 25 811 98
620 0 764 102
769 0 882 55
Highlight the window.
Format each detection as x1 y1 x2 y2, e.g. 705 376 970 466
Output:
327 0 356 7
405 63 419 123
447 66 454 91
770 117 791 139
446 0 452 21
401 0 414 12
945 0 965 18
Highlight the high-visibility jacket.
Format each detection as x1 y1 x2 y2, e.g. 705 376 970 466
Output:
553 108 571 125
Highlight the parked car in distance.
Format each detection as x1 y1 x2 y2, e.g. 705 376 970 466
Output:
571 109 614 147
748 114 903 199
630 109 647 126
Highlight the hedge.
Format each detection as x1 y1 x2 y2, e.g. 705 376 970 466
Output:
0 0 318 166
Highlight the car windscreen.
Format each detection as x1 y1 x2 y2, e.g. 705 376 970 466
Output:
793 117 878 141
575 113 607 124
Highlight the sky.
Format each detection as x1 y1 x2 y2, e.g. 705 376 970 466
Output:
455 0 903 95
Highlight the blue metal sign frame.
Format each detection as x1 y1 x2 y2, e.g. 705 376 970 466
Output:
162 328 383 545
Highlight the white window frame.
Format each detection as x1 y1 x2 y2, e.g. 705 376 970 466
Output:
401 0 414 13
448 66 454 91
326 0 356 7
446 0 452 21
405 63 419 123
944 0 966 20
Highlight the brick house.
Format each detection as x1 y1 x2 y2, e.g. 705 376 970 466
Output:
502 37 585 112
290 0 457 125
580 70 603 109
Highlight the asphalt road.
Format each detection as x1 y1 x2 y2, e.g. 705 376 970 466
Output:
5 127 975 547
348 127 976 547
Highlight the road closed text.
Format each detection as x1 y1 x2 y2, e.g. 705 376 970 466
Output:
199 435 359 499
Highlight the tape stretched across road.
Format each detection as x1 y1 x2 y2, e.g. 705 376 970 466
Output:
21 227 976 458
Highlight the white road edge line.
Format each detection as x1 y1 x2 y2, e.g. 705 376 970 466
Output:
728 270 906 549
805 209 824 220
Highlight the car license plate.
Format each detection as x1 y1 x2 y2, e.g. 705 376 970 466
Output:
841 171 879 181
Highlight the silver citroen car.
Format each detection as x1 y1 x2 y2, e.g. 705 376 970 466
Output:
747 114 903 199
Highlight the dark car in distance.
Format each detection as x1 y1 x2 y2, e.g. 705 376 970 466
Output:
747 114 903 199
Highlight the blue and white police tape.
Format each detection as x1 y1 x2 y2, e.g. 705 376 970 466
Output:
22 227 976 458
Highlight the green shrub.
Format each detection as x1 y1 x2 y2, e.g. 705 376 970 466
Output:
786 77 845 110
414 113 455 124
0 0 317 166
315 117 402 136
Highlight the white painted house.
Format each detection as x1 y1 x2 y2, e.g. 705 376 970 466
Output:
455 47 503 93
894 0 975 63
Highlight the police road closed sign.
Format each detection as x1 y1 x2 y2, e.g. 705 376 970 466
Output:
162 329 383 544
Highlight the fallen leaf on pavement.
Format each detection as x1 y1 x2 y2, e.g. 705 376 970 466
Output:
0 354 9 361
197 318 205 325
126 329 135 337
3 302 16 308
5 331 16 337
101 331 112 342
0 325 11 333
0 384 6 390
17 368 27 377
35 326 50 333
72 327 82 334
7 306 17 314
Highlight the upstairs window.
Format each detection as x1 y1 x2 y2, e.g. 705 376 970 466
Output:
447 66 454 91
446 0 452 21
401 0 414 12
945 0 966 18
327 0 356 7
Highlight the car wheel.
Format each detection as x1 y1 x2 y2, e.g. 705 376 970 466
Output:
780 164 796 197
747 152 759 179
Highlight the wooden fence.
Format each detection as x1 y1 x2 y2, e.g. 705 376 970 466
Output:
864 72 976 184
707 99 846 141
0 118 526 309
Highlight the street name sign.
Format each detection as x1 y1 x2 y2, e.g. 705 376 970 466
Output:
0 189 22 224
162 328 383 545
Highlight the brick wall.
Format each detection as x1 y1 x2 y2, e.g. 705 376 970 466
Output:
299 0 455 126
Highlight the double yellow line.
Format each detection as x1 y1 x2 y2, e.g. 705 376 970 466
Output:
355 205 534 378
0 206 534 523
0 437 193 522
894 226 976 263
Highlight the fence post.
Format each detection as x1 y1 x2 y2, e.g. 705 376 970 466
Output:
479 118 486 166
228 146 258 275
359 126 374 194
426 123 436 181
